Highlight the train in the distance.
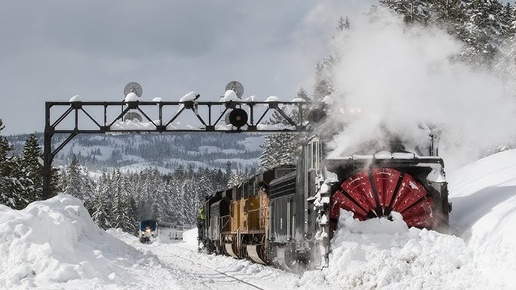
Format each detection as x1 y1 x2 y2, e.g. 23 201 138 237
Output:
197 133 451 270
139 219 158 243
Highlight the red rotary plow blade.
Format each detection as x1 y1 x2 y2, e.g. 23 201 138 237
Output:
326 154 450 232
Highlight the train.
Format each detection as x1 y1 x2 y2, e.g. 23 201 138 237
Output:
139 219 158 243
197 135 451 270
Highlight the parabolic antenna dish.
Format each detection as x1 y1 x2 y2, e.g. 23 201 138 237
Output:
225 81 244 98
124 82 143 98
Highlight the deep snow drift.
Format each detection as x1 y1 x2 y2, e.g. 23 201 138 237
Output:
0 196 183 289
2 149 516 289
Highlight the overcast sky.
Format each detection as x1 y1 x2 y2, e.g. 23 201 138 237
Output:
0 0 374 135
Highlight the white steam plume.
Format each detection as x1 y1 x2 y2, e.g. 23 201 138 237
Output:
326 8 516 170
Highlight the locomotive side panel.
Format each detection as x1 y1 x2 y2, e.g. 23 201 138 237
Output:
269 196 293 242
269 171 297 243
230 200 241 233
209 202 221 241
246 196 261 232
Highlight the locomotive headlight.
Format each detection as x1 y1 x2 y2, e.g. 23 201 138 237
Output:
337 107 362 115
146 229 151 233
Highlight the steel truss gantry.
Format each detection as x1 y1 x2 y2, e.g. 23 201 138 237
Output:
43 98 318 198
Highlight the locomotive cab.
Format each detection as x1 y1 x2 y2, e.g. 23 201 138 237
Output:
139 219 158 244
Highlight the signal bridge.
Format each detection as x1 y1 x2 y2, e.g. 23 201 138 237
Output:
43 81 327 198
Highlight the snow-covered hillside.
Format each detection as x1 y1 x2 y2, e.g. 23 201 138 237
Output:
1 149 516 289
7 133 264 174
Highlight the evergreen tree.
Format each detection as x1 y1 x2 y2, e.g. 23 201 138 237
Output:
459 0 506 65
50 167 61 197
20 134 44 203
378 0 513 67
125 194 138 233
260 88 308 172
111 188 125 229
389 0 431 24
313 60 335 101
164 172 182 222
426 0 467 44
259 133 299 170
226 169 248 190
65 154 83 199
337 16 351 30
0 120 26 209
91 192 111 230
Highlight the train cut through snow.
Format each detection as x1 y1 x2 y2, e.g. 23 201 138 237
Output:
198 136 451 270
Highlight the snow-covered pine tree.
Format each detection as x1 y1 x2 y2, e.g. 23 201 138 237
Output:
65 154 83 199
81 167 95 201
379 0 513 68
0 120 26 209
117 173 138 232
226 164 249 188
458 0 506 66
259 133 299 170
313 61 335 102
149 168 166 221
337 16 350 31
164 172 181 223
379 0 430 24
259 88 308 171
111 187 125 229
19 134 44 204
49 166 61 197
124 194 138 233
91 190 111 230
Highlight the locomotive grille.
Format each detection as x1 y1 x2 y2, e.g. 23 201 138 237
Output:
269 172 297 199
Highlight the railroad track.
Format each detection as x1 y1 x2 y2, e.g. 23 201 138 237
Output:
135 242 266 290
162 252 265 290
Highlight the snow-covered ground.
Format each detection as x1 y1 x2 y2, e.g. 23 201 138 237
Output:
2 149 516 289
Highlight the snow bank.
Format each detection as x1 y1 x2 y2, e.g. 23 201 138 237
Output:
182 227 198 246
0 194 181 290
296 210 505 290
448 149 516 287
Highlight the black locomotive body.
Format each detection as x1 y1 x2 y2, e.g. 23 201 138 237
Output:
198 136 451 270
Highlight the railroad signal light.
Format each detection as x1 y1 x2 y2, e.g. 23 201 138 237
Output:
227 108 248 128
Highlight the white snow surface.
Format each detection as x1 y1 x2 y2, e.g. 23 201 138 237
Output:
179 91 199 102
2 149 516 289
69 95 82 102
221 90 240 102
124 92 139 102
265 96 280 102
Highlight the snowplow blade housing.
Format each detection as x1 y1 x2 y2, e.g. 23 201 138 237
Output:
326 153 450 232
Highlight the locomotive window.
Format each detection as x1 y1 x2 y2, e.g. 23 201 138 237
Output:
237 186 243 200
309 138 321 171
247 180 254 196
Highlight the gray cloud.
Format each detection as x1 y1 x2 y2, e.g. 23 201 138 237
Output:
0 0 374 135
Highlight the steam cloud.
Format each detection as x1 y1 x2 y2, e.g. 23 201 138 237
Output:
325 8 516 170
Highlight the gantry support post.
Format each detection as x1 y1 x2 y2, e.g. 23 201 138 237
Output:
43 103 53 200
